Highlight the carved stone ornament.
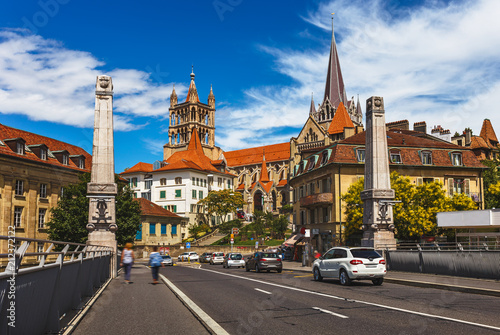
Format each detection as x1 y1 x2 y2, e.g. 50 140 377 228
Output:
366 96 384 113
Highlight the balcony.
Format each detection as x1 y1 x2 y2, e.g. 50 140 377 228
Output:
299 192 333 208
297 140 324 153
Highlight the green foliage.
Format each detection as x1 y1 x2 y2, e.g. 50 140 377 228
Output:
218 219 243 235
250 210 266 237
197 189 245 223
269 215 289 239
48 173 141 246
482 159 500 209
281 204 293 213
188 223 211 238
342 172 477 241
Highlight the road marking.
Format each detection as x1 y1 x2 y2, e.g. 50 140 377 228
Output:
294 274 313 278
254 288 272 295
312 307 349 319
159 273 229 335
197 268 500 332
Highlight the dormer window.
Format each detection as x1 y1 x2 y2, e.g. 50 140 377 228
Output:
390 152 402 164
356 149 365 163
52 150 70 165
320 151 329 166
17 142 24 155
40 148 47 160
4 138 26 155
451 152 462 166
421 151 432 165
307 157 316 171
70 155 86 169
28 144 49 160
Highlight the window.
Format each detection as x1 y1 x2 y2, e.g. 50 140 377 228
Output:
160 190 166 199
161 224 167 235
62 154 69 165
15 180 23 196
78 158 85 169
160 178 167 186
172 205 177 213
175 177 182 184
191 204 196 212
356 149 365 163
421 151 432 165
134 193 138 198
199 190 203 199
175 189 181 198
227 179 231 188
16 142 24 155
218 178 222 187
307 157 316 171
131 178 138 188
14 207 23 227
192 190 197 199
452 153 462 166
40 184 47 198
448 178 470 197
323 207 329 223
38 209 46 228
321 151 329 166
60 186 65 198
149 223 156 235
171 224 177 235
196 178 200 186
136 224 142 240
141 192 151 200
40 148 47 160
390 153 402 164
145 180 153 190
192 177 196 185
204 179 207 187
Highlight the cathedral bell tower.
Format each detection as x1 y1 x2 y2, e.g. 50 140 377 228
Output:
164 68 217 160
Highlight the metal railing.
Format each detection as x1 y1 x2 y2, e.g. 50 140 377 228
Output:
0 236 113 334
394 241 500 251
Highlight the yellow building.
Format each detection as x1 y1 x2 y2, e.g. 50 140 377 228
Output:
0 123 91 254
289 128 486 252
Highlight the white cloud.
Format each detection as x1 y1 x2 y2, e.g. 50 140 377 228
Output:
0 30 184 131
217 0 500 149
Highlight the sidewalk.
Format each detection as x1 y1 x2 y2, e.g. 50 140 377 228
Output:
280 260 500 297
70 263 210 335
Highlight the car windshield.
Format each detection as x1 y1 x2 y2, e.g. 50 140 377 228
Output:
351 249 382 259
261 253 278 258
230 254 242 260
213 253 223 257
162 256 171 259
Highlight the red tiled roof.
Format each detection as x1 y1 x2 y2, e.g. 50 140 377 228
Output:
259 153 270 183
236 183 245 190
224 142 290 167
277 179 287 187
0 123 91 171
121 162 154 175
328 102 354 135
479 119 499 147
258 181 273 193
470 136 490 150
185 79 200 103
134 198 182 218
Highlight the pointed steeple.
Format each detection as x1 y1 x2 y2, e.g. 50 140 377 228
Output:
170 84 178 107
356 94 362 116
323 16 347 109
259 150 270 183
187 127 203 152
186 66 200 103
328 102 354 135
208 84 215 108
309 92 316 115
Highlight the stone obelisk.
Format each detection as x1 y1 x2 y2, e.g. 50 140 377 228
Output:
87 75 118 277
360 96 397 250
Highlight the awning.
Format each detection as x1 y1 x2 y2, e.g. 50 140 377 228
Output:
295 237 311 246
283 234 301 247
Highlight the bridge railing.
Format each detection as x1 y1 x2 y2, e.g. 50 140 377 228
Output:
0 235 113 335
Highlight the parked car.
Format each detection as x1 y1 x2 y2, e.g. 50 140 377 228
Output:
312 247 386 286
161 255 173 266
200 252 212 263
245 252 282 273
236 210 245 219
178 252 199 262
223 253 245 268
210 252 225 265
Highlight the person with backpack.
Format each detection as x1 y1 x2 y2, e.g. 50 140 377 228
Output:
148 246 164 284
120 243 135 284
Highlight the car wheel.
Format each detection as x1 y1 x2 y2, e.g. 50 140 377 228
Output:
339 269 351 286
245 265 250 272
255 264 261 273
372 278 384 286
313 267 323 281
277 268 282 273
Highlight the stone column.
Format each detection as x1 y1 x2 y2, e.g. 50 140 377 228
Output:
360 97 397 250
86 75 118 278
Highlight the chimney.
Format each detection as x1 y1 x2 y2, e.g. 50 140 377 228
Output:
413 121 427 134
465 128 472 146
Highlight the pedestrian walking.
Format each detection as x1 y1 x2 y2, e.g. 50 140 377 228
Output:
120 242 134 284
149 246 164 284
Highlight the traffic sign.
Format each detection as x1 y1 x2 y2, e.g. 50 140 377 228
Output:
232 228 239 235
186 242 191 249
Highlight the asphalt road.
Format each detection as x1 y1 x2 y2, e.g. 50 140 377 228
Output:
163 263 500 335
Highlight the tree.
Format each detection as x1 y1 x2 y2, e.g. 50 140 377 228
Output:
269 215 289 239
342 172 477 241
217 219 243 235
197 189 245 224
481 159 500 209
48 173 141 246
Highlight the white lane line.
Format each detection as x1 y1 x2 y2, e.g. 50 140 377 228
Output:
197 268 500 332
312 307 349 319
159 273 229 335
254 288 272 295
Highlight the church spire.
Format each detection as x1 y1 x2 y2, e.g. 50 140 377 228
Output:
259 149 270 183
186 66 199 103
208 84 215 108
323 15 347 109
356 94 362 117
170 84 178 107
309 92 316 115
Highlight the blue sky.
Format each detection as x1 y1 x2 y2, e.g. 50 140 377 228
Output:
1 0 500 173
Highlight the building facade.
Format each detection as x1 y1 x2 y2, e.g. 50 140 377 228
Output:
0 123 91 254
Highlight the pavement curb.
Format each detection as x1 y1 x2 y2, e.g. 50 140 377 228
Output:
384 278 500 297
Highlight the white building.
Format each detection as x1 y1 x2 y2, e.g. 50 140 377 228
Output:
121 128 235 240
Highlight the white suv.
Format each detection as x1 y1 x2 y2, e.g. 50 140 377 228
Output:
312 247 386 286
178 252 199 262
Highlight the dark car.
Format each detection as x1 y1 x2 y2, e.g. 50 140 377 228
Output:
200 252 212 263
245 252 282 273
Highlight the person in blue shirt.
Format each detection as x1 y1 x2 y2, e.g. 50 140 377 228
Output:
148 246 164 284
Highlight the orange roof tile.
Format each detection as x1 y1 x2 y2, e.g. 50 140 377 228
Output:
259 152 270 183
277 179 287 187
470 136 490 150
134 198 183 218
479 119 498 147
121 162 154 175
0 123 91 171
224 142 290 167
328 102 354 135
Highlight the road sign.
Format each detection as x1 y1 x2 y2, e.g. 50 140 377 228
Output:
186 242 191 249
232 228 239 235
255 241 259 249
